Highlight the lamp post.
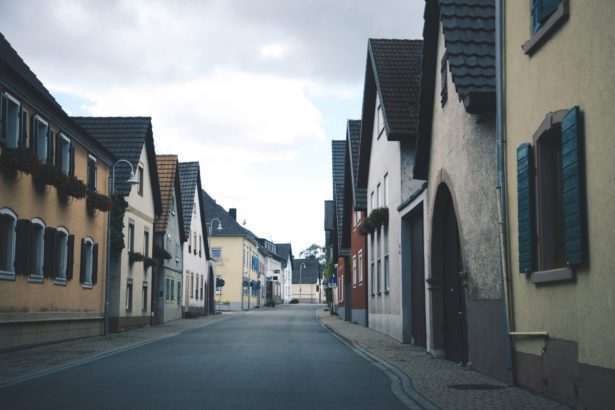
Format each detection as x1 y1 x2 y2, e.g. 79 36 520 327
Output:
207 218 222 314
104 159 140 336
299 262 306 303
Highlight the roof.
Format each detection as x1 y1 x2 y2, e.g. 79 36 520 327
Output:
331 140 347 256
202 189 258 242
276 243 293 269
357 39 423 187
74 117 162 213
292 258 321 284
347 120 367 210
154 155 185 240
178 162 200 238
324 200 335 231
0 33 61 111
414 0 495 179
1 34 113 163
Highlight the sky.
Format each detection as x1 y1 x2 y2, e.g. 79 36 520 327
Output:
0 0 425 254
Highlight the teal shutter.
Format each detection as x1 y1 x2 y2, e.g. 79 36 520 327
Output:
79 238 86 283
43 227 56 278
517 143 535 273
15 219 31 275
19 108 28 148
66 235 75 281
92 244 98 285
46 128 54 165
533 0 561 32
69 145 75 177
561 106 585 266
30 116 37 153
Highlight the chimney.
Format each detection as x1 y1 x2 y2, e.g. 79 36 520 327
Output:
229 208 237 221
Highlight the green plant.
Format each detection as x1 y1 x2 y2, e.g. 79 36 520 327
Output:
129 251 145 264
36 163 67 190
110 195 128 252
153 244 172 260
61 175 87 199
87 192 113 212
368 207 389 227
0 147 40 176
290 298 299 304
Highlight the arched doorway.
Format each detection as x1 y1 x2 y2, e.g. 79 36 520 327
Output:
431 183 468 364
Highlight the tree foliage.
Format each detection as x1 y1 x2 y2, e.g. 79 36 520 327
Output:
299 243 326 265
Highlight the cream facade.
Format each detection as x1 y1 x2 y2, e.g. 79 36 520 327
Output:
183 189 207 315
504 1 615 406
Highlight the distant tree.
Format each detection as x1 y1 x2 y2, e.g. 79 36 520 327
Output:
300 244 326 265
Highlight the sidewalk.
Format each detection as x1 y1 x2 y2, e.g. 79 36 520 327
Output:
317 308 573 410
0 312 237 387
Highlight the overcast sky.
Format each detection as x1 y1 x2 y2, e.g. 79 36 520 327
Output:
0 0 424 254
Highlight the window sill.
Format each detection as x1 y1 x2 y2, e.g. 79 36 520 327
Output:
522 0 568 55
53 278 67 286
0 271 16 281
82 282 93 289
530 266 574 284
28 275 44 284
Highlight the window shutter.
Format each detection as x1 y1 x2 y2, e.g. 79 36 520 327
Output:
55 132 62 170
46 128 54 165
19 108 28 148
69 145 75 177
80 238 86 283
517 143 535 274
92 244 99 285
0 94 6 144
30 115 37 153
43 227 56 278
67 234 75 281
15 219 31 275
561 106 585 266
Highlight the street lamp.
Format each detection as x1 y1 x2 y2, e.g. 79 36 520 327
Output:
208 217 223 237
299 262 306 303
104 159 139 336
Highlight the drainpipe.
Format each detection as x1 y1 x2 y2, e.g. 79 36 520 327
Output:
495 0 516 386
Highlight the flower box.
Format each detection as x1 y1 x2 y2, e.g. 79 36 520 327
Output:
87 192 113 212
0 147 40 176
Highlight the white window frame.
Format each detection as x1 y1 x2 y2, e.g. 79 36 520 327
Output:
165 277 170 301
212 247 222 261
358 250 363 284
59 134 71 174
137 164 144 196
83 237 94 287
29 218 45 281
54 227 69 284
127 221 135 253
141 283 148 312
370 191 375 213
34 115 48 162
0 208 17 279
384 173 389 207
3 92 20 148
143 229 150 257
377 103 385 138
376 183 381 208
352 255 357 287
126 279 133 311
87 154 97 191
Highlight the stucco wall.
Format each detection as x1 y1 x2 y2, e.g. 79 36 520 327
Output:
158 190 183 323
184 189 207 311
425 27 505 379
505 0 615 371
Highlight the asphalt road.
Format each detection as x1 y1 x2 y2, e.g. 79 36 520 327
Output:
1 305 408 410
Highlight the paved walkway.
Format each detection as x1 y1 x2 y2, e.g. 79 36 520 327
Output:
0 313 237 387
316 308 575 410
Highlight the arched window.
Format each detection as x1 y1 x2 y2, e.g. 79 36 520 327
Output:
80 237 98 287
29 218 45 279
0 208 17 278
54 227 69 282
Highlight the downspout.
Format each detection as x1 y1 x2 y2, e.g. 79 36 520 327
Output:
495 0 516 386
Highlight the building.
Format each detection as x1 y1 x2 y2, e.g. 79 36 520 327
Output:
331 140 349 318
203 190 261 311
0 33 113 349
356 39 423 341
178 162 213 317
503 0 615 406
75 116 162 332
291 258 321 304
152 154 185 324
276 243 293 303
258 238 285 305
341 120 369 326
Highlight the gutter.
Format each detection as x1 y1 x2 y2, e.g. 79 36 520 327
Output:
495 0 516 386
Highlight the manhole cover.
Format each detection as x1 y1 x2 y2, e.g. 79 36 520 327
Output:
447 384 506 391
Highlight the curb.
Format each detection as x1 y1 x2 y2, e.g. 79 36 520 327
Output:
0 314 236 389
316 309 438 410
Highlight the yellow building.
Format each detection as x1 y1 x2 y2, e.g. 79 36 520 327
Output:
203 191 261 311
504 1 615 406
0 34 113 350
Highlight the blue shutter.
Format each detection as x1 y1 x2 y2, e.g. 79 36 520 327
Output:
66 235 75 281
69 144 75 177
46 127 54 165
15 219 31 275
92 244 99 285
55 132 62 170
79 238 86 283
43 227 56 278
30 115 37 153
19 108 28 148
0 94 6 145
561 106 585 266
517 143 535 274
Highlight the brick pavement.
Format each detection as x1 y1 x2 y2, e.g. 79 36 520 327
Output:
0 312 237 387
316 308 575 410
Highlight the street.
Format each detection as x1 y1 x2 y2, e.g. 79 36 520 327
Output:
1 305 408 410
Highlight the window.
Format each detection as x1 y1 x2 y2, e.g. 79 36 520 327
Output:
33 115 49 162
137 164 144 196
80 237 98 287
193 202 197 216
57 134 71 175
377 104 385 137
87 155 97 192
171 195 176 216
339 274 343 301
143 230 150 257
384 256 390 293
193 232 197 255
370 191 374 213
200 275 203 300
142 284 148 312
522 0 567 55
190 273 194 299
376 183 381 208
126 281 133 311
383 173 389 207
198 235 202 257
383 225 389 293
352 255 357 287
0 93 21 148
50 227 69 282
166 235 171 252
165 278 170 301
171 280 175 301
377 260 381 294
517 107 585 283
441 52 448 106
212 247 222 260
30 219 45 279
127 222 135 253
188 230 192 253
0 209 17 278
358 250 363 284
177 282 181 304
